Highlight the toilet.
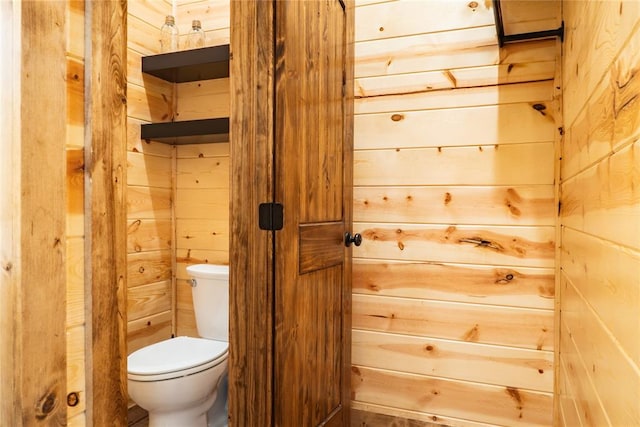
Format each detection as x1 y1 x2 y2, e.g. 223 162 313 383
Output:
127 264 229 427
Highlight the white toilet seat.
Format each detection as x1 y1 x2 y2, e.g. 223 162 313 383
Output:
128 336 228 382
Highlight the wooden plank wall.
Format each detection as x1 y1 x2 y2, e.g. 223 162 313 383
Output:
66 1 85 425
126 0 175 354
351 1 560 425
558 2 640 426
125 0 231 344
174 0 231 337
0 1 19 422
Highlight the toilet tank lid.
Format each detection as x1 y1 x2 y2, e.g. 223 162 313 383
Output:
186 264 229 279
128 336 228 376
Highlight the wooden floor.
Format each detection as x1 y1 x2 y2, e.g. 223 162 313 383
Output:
128 405 149 427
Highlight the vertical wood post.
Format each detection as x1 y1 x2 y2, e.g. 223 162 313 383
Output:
1 0 67 424
85 0 128 424
229 1 275 425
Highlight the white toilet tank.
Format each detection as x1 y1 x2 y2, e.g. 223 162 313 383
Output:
186 264 229 342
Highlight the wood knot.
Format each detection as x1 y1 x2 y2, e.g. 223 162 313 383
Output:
138 266 145 273
35 392 57 418
533 103 547 115
4 262 12 272
67 392 79 407
391 114 404 122
379 26 384 32
468 1 478 9
444 192 452 205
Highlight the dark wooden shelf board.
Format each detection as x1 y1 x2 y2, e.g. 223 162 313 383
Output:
141 118 229 145
142 45 230 83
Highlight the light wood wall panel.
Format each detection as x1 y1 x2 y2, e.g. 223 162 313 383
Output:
559 2 640 426
354 185 555 226
66 1 85 423
175 143 230 337
355 103 556 149
353 260 554 310
126 0 174 354
355 143 555 186
356 80 554 114
352 366 553 426
352 1 559 424
353 329 553 392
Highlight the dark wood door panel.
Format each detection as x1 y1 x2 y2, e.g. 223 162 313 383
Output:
299 222 345 274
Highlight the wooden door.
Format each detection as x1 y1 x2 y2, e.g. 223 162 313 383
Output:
274 1 353 425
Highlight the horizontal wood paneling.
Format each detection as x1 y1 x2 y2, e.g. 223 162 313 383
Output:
176 142 230 158
560 4 640 425
175 219 229 251
354 143 555 186
353 260 554 309
175 188 229 219
127 186 172 219
563 1 640 128
355 80 554 115
127 117 174 157
352 1 558 423
557 358 583 427
176 248 229 268
355 25 497 77
353 294 553 351
351 401 499 427
558 298 611 427
561 274 640 427
355 103 555 150
173 145 228 343
176 281 197 336
127 250 172 288
176 156 230 189
561 227 640 365
355 223 555 268
127 82 174 123
176 0 230 35
356 37 555 79
355 0 494 42
127 280 172 321
127 151 172 188
176 77 230 121
353 330 553 391
561 140 640 250
127 311 173 354
127 219 172 254
351 366 553 426
354 185 555 226
128 13 163 56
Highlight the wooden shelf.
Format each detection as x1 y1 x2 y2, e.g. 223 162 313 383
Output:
142 44 230 83
141 118 229 145
141 45 230 145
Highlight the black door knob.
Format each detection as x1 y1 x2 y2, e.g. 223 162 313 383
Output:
344 232 362 247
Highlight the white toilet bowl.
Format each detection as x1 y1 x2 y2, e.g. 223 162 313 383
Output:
128 336 228 427
128 264 230 426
